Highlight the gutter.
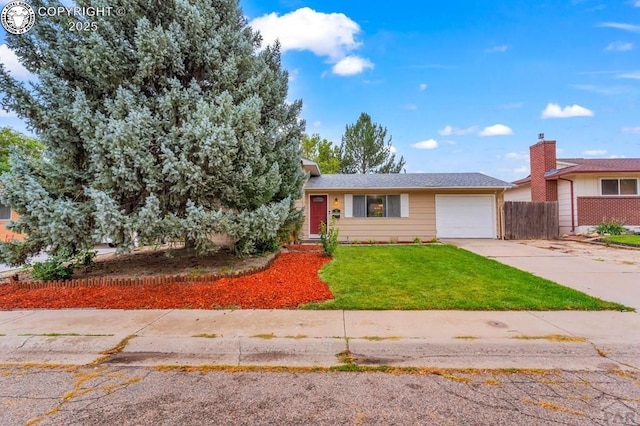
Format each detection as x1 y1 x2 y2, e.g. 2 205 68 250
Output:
558 177 575 233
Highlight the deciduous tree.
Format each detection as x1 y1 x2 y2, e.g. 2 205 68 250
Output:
301 133 341 174
0 127 42 174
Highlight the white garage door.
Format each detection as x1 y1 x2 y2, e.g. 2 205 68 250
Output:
435 195 496 238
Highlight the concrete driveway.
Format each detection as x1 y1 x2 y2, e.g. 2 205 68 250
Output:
446 239 640 311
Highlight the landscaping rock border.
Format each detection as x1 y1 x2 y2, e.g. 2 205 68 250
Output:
11 251 281 290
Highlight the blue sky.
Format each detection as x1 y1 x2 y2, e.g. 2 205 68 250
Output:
2 0 640 181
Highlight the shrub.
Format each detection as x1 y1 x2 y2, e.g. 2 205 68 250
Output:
319 218 339 256
71 249 98 267
29 253 74 281
593 220 627 236
412 237 422 244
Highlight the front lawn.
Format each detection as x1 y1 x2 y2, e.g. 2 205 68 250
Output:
302 245 631 311
602 234 640 247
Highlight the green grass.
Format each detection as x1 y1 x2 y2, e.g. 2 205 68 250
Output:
302 245 631 311
602 234 640 247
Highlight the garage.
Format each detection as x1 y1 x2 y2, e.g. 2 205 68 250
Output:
435 194 496 238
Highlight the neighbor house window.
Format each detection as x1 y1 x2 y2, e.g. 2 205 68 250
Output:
0 204 11 220
352 195 401 218
601 179 639 196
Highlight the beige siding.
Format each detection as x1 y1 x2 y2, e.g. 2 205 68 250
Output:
571 173 640 197
301 190 435 242
504 184 531 201
300 188 505 241
557 179 574 235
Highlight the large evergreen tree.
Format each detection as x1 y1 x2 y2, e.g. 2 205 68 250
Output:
339 113 405 174
0 0 305 264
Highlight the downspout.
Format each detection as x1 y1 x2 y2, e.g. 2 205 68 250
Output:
558 178 575 233
497 189 506 240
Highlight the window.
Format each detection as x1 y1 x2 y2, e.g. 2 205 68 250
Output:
352 195 401 218
601 179 638 196
0 204 10 220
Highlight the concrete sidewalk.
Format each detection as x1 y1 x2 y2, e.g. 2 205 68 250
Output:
446 239 640 311
1 309 638 371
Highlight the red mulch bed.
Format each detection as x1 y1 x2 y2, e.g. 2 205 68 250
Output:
0 251 333 310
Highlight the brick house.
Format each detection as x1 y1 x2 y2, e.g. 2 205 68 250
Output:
505 140 640 234
0 204 23 241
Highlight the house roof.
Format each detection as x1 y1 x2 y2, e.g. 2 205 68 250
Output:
511 157 640 185
548 158 640 178
305 173 513 190
301 158 321 176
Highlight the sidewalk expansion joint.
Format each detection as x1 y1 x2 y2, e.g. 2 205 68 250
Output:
133 310 175 335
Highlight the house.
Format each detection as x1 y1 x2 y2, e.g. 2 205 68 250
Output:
300 160 513 241
505 140 640 235
0 204 23 241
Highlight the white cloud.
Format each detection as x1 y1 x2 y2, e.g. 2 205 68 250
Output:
478 124 513 136
583 150 606 156
387 145 397 154
0 44 33 79
609 154 626 158
635 0 640 6
251 8 360 58
605 41 633 51
622 126 640 133
312 120 322 128
404 103 418 111
438 125 478 136
419 83 427 91
617 70 640 79
513 166 528 174
331 56 373 76
411 139 439 150
505 152 528 160
485 45 509 53
571 84 633 95
541 103 594 118
597 22 640 33
250 8 373 76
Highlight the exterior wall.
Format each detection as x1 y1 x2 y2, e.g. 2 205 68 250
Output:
0 211 24 242
300 189 504 242
557 179 574 235
301 190 435 242
504 184 531 202
577 197 640 226
567 173 640 232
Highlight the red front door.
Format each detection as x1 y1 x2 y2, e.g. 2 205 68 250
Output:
309 195 327 236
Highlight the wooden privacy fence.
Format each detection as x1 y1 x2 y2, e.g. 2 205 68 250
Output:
504 201 559 240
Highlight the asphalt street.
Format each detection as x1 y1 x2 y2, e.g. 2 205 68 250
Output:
1 366 638 425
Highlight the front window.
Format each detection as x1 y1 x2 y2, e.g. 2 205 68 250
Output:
0 204 10 220
353 195 401 218
601 179 638 196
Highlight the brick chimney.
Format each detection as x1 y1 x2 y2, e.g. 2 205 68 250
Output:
529 140 558 201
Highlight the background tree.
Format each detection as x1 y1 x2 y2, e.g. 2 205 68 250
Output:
0 127 43 174
0 0 305 265
301 133 341 174
339 113 405 174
